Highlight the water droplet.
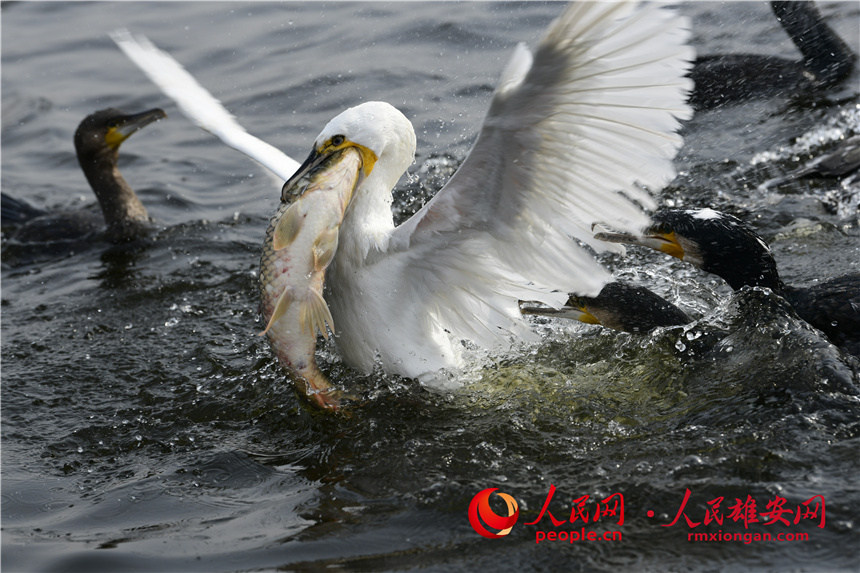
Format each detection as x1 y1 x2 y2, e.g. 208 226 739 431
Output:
675 340 686 352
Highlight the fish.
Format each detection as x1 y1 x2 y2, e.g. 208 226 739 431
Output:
259 146 364 410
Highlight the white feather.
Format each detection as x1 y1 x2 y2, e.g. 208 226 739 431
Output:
110 29 300 181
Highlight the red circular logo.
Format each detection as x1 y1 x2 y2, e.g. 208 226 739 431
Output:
468 488 519 538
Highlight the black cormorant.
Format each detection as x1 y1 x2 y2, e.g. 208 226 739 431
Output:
596 208 860 354
2 107 166 245
691 1 857 110
522 281 690 334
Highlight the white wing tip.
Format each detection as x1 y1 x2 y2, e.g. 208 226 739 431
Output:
496 43 533 97
111 28 301 180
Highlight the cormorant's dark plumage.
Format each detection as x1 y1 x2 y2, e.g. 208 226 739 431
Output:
1 193 46 226
2 107 166 245
690 1 856 110
784 275 860 354
771 1 857 87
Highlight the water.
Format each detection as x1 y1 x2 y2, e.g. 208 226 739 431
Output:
2 2 859 571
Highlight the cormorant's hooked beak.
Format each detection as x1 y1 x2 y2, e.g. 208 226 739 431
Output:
594 226 686 261
519 301 601 325
105 108 167 149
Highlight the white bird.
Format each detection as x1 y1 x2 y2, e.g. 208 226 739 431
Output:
114 2 693 386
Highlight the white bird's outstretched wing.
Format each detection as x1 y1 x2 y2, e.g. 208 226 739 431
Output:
389 2 693 343
111 29 300 181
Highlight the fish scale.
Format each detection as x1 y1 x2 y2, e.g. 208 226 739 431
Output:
259 147 363 410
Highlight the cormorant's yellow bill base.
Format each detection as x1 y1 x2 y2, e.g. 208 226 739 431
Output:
595 228 686 261
572 308 601 326
103 108 167 150
646 231 685 261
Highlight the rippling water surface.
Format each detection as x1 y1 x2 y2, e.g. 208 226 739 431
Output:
2 2 859 571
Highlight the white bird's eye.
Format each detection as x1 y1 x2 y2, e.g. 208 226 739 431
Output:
331 134 345 147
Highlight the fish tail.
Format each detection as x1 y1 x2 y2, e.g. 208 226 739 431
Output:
299 288 335 339
294 362 342 411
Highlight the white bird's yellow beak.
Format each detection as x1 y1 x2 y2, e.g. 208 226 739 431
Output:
281 137 377 202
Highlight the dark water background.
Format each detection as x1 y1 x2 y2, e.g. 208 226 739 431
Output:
2 2 859 571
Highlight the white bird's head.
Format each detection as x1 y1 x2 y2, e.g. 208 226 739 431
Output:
282 101 416 202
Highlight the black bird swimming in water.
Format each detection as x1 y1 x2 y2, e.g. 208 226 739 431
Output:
522 281 690 334
691 1 857 110
596 208 860 355
2 107 166 245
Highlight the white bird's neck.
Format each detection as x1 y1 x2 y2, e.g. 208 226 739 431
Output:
337 164 400 264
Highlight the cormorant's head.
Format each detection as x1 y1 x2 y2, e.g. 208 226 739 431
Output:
72 107 165 243
74 107 166 164
521 281 689 334
596 208 783 292
566 281 690 333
